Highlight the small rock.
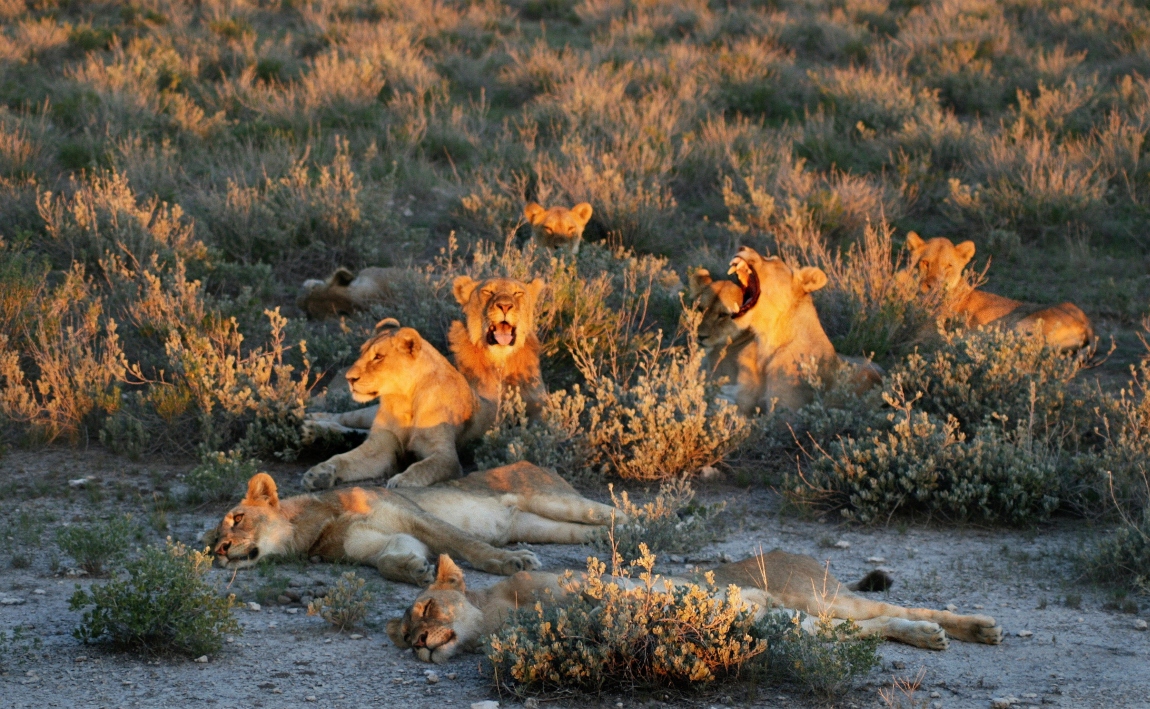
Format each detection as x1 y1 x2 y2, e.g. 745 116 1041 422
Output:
446 673 457 680
699 465 720 480
1076 617 1084 623
1018 630 1033 637
425 671 439 684
990 697 1018 708
718 552 734 563
1135 619 1147 631
834 540 851 549
194 656 208 663
257 682 275 689
946 603 958 612
669 554 685 564
247 602 261 612
1022 694 1037 699
524 700 540 709
277 594 292 605
268 621 278 628
0 597 26 605
285 608 299 615
349 633 364 640
891 661 906 669
306 696 317 703
68 476 93 488
974 604 984 609
930 691 941 698
932 703 943 709
73 656 87 663
471 702 500 709
866 556 886 564
310 555 322 564
284 590 301 602
32 589 45 595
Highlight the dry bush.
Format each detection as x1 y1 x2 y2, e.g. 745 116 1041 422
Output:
307 571 372 631
595 477 725 561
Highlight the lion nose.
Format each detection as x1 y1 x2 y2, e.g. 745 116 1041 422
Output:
346 372 359 384
215 541 231 556
496 301 513 315
413 630 429 648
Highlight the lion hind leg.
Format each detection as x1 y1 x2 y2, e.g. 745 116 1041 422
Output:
507 512 601 544
826 596 1002 646
346 527 433 585
520 495 626 526
787 611 948 650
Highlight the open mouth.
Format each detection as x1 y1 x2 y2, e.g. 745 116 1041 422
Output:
728 256 761 318
223 547 260 566
486 322 517 347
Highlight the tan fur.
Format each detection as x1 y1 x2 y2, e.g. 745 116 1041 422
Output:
523 202 593 254
208 464 624 586
388 550 1003 663
300 322 481 491
448 276 547 431
298 267 410 319
717 248 881 413
905 232 1094 352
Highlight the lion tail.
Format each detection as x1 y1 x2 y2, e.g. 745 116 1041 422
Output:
848 569 894 593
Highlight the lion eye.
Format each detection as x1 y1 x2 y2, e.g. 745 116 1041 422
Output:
232 513 244 525
514 292 524 298
373 352 384 361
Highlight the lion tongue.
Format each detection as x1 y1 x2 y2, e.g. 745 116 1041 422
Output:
493 323 514 346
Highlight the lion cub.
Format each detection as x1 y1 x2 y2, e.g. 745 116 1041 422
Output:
388 551 1003 663
523 201 593 254
297 267 411 319
300 320 483 491
906 232 1094 352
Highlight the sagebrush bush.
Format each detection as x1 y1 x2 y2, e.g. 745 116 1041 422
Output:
750 612 881 700
486 547 763 696
56 515 139 576
69 540 240 657
596 478 724 561
307 571 372 631
184 449 260 504
1084 502 1150 594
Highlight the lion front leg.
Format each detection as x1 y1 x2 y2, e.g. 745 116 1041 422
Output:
406 513 541 576
384 427 462 488
301 406 379 444
344 525 434 585
301 429 401 491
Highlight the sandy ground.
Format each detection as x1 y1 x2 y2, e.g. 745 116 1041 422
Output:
1 447 1148 709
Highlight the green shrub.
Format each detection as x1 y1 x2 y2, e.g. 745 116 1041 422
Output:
749 611 881 700
69 540 240 657
596 477 724 561
185 449 259 503
1083 504 1150 594
486 548 763 696
307 571 372 631
473 386 590 476
56 515 139 576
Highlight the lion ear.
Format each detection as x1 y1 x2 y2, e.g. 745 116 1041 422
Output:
330 268 355 287
395 328 422 357
688 268 713 298
570 202 593 227
431 554 466 592
905 232 925 253
524 202 547 225
386 617 410 648
955 240 976 263
526 278 546 303
795 266 828 294
243 473 279 508
453 275 478 306
375 317 401 331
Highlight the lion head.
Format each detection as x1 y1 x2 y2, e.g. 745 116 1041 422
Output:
344 319 431 403
523 202 593 253
451 276 545 366
207 473 292 570
905 232 975 293
387 555 485 663
688 268 748 354
727 246 829 331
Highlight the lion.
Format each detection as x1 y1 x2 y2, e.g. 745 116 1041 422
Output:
710 248 881 414
297 267 411 320
448 275 547 432
206 463 623 585
905 232 1094 352
300 320 482 491
523 201 593 254
388 551 1003 663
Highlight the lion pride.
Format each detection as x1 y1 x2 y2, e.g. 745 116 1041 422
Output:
906 232 1094 352
523 201 593 253
300 320 482 491
388 551 1003 663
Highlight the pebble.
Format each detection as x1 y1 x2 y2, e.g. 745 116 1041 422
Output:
669 554 685 563
930 691 941 698
424 671 439 684
718 552 734 563
32 589 45 595
866 556 886 563
247 602 261 612
0 597 26 605
699 465 720 479
891 661 906 669
1135 619 1147 631
1018 630 1033 637
990 697 1018 708
74 656 87 663
194 656 208 663
974 604 984 609
349 633 364 639
834 540 851 549
68 476 93 488
471 702 500 709
285 608 299 615
306 696 317 702
946 603 958 612
446 673 457 680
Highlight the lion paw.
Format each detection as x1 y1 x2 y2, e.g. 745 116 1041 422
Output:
968 616 1003 645
908 621 949 651
301 461 339 491
406 556 435 586
496 549 541 575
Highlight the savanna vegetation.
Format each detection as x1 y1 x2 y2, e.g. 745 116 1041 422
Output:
2 0 1150 655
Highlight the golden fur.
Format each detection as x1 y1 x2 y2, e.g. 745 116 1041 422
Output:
712 248 881 413
297 267 411 319
388 550 1003 663
906 232 1094 352
300 321 481 491
523 202 593 253
448 275 547 431
206 463 623 585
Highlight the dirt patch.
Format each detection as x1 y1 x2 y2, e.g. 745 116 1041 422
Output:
1 448 1148 708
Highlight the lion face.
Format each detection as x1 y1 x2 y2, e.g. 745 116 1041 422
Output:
688 268 746 352
452 276 545 363
207 473 293 570
298 267 360 319
523 202 593 253
387 556 485 663
727 246 828 329
906 232 975 293
344 321 426 403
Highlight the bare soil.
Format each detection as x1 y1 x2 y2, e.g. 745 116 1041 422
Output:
1 447 1148 709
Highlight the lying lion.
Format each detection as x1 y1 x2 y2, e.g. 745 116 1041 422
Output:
906 232 1094 352
301 320 482 490
523 201 593 254
208 463 622 585
711 247 881 414
388 551 1003 663
298 267 420 320
449 275 547 430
